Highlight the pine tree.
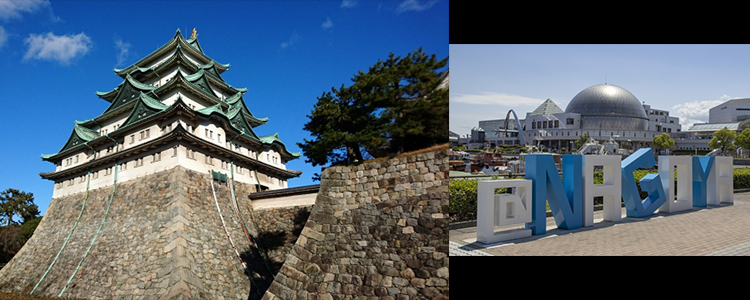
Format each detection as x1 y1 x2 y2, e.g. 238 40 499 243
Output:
0 189 38 226
298 48 448 169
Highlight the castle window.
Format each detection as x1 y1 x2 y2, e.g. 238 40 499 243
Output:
131 135 135 144
153 152 161 162
172 146 178 157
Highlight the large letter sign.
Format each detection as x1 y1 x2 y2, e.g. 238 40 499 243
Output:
525 155 583 235
621 148 667 218
474 149 735 244
477 179 532 243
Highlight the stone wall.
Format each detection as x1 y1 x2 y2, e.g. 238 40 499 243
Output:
263 144 449 300
0 166 260 299
0 144 449 300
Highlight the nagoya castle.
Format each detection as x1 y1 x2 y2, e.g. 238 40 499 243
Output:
0 29 450 300
44 28 301 198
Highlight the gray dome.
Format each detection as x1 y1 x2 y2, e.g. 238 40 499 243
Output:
565 84 648 131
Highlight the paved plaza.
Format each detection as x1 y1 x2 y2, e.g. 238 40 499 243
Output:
450 191 750 256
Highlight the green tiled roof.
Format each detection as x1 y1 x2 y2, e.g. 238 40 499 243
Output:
114 29 227 78
260 133 301 159
118 92 169 130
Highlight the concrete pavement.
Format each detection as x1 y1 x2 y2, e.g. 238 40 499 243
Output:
450 191 750 256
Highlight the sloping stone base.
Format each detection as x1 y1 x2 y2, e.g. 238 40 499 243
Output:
0 166 258 299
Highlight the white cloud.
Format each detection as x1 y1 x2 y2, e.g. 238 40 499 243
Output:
0 0 47 20
341 0 357 8
114 37 131 67
280 32 300 50
671 95 729 131
23 32 92 65
451 91 546 107
396 0 438 13
0 26 6 49
321 17 333 30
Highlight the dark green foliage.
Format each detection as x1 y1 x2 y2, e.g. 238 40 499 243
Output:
0 189 39 226
18 216 42 245
298 48 448 170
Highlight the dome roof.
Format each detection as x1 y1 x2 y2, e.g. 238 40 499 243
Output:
565 84 648 131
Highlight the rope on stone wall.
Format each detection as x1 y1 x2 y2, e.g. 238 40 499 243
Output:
58 162 118 297
210 173 248 271
229 164 274 277
30 170 92 295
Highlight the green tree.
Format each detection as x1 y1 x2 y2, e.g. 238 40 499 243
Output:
298 47 448 170
708 127 737 155
653 133 675 154
0 189 38 226
735 129 750 154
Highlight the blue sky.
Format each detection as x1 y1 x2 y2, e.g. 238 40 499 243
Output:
450 44 750 136
0 0 448 217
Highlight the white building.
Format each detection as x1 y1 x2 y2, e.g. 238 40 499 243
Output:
481 84 682 153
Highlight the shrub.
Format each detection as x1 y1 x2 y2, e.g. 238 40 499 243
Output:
449 179 479 222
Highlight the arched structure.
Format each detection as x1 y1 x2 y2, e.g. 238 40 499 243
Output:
500 109 525 145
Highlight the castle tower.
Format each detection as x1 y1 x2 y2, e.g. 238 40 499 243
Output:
0 29 302 299
41 29 301 199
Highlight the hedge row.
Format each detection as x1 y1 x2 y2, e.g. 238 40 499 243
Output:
450 168 750 223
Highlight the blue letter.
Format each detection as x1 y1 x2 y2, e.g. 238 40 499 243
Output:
621 148 667 218
692 156 715 207
525 154 583 235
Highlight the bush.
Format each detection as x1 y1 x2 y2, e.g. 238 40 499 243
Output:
18 217 42 245
449 179 479 222
734 168 750 189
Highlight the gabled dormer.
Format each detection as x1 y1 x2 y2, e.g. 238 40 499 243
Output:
259 133 302 160
41 123 100 162
225 93 268 128
96 75 159 117
118 92 169 131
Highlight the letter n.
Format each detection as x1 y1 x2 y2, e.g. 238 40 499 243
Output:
525 154 583 235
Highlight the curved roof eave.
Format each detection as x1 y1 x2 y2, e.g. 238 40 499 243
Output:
115 29 226 78
259 133 301 159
